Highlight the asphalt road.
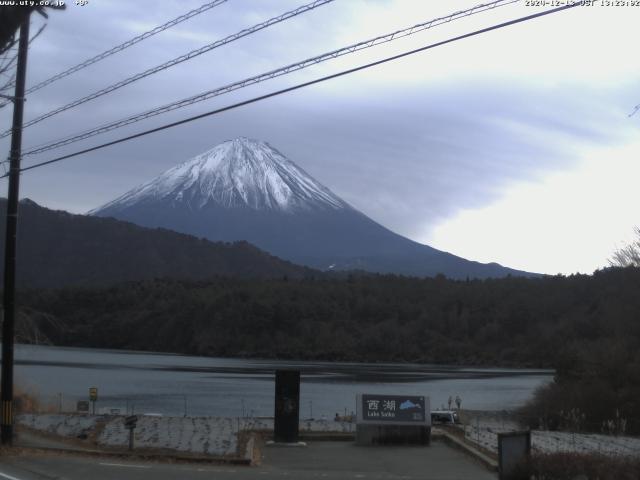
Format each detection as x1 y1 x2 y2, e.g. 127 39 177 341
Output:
0 442 497 480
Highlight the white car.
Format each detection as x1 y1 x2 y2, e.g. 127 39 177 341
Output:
430 410 459 424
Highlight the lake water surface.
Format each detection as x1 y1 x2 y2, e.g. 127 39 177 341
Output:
14 344 552 418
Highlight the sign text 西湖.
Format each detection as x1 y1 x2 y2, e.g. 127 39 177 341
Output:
361 394 426 423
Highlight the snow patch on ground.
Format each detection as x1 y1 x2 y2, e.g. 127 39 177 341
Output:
99 416 237 456
17 414 355 457
18 414 98 438
462 414 640 458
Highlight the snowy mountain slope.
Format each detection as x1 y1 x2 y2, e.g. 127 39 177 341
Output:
91 137 346 214
91 137 536 279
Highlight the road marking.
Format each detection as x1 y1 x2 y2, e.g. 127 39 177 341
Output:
99 462 152 469
0 471 24 480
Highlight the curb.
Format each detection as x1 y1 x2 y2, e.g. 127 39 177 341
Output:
433 430 498 472
10 444 252 466
299 432 355 442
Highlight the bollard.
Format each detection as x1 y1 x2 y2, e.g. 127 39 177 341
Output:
124 415 137 451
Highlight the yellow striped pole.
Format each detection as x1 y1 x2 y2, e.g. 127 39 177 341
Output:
1 401 12 426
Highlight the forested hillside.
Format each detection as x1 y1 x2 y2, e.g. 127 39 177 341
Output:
16 267 639 367
0 199 315 287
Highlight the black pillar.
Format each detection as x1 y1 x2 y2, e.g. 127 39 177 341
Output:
274 370 300 443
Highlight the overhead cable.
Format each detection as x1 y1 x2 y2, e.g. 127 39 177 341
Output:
23 0 520 156
4 3 580 178
0 0 229 107
0 0 334 138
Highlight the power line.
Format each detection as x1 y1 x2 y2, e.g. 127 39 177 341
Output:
28 0 228 93
0 0 334 138
0 0 229 108
3 3 580 179
22 0 520 157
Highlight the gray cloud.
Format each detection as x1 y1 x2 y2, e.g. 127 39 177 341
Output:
1 0 637 251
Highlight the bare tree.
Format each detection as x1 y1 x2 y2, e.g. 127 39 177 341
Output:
0 10 52 107
609 227 640 267
0 5 64 54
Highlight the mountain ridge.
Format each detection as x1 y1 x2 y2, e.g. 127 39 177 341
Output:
0 198 315 288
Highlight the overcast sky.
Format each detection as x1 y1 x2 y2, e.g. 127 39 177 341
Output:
0 0 638 275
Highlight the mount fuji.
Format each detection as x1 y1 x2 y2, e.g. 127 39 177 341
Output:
90 137 533 279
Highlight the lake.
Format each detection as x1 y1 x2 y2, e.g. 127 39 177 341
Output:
13 344 552 418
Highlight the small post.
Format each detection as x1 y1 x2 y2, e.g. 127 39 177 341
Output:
124 415 137 450
89 387 97 414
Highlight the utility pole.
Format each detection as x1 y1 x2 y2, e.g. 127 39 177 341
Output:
1 14 30 446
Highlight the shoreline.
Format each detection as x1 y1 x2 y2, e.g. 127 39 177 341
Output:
14 343 554 377
13 343 556 372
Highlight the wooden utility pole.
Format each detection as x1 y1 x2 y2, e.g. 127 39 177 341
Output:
1 13 30 446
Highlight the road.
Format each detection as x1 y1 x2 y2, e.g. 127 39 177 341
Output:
0 442 497 479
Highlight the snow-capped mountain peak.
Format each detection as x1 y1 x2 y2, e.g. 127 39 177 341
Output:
89 137 534 279
92 137 348 213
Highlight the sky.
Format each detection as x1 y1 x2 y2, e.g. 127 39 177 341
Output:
0 0 638 275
